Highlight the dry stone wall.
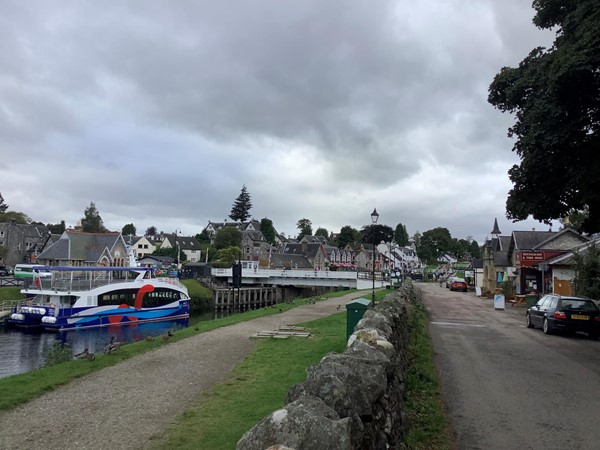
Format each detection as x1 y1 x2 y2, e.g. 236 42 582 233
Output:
237 284 418 450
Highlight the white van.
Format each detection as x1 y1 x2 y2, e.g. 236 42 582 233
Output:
13 264 53 278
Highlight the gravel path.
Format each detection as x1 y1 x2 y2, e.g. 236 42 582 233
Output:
0 293 361 450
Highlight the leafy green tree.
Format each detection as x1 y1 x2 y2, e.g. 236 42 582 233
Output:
361 224 394 246
468 240 481 259
217 246 241 267
229 185 252 223
46 221 66 234
145 226 158 236
214 227 242 250
0 192 8 213
296 218 313 241
195 229 211 244
336 225 359 249
0 211 31 224
81 202 108 233
394 223 409 246
574 243 600 299
260 218 277 245
122 223 136 236
488 0 600 232
417 227 453 264
315 227 329 238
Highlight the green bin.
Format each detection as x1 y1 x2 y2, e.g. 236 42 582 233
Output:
346 298 371 340
525 294 538 308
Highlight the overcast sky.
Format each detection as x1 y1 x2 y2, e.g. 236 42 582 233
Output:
0 1 557 243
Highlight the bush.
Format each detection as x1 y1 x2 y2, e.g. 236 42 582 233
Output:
501 280 515 300
181 279 214 314
45 342 72 367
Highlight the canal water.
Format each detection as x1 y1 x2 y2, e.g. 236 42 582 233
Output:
0 315 213 379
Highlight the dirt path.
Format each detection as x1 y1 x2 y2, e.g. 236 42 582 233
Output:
0 293 363 450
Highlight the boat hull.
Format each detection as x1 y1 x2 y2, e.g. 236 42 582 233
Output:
8 300 190 332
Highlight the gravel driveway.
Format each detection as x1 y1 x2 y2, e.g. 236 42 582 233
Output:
0 293 360 450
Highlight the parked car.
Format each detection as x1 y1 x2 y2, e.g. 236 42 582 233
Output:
445 276 457 288
526 294 600 338
0 265 13 276
449 278 468 292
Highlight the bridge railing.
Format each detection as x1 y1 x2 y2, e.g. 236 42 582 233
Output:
212 267 358 280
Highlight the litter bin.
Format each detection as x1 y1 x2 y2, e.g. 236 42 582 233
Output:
346 298 371 340
525 294 539 309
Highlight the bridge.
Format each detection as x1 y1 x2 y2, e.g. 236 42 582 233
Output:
211 267 388 290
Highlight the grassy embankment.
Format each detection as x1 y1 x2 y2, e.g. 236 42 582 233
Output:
0 282 355 411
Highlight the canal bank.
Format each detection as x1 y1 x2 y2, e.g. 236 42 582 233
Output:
0 291 363 450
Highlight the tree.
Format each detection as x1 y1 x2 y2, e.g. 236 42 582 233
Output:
217 246 242 268
47 220 66 234
394 223 409 246
260 218 277 245
0 211 31 224
574 243 600 299
336 225 359 249
145 226 158 236
0 192 8 213
214 227 242 250
296 218 313 240
122 223 136 236
417 227 453 264
488 1 600 232
468 240 481 259
361 224 394 246
315 227 329 238
229 185 252 223
81 202 108 233
195 229 211 244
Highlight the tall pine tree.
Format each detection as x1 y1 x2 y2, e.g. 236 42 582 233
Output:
81 202 108 233
229 185 252 223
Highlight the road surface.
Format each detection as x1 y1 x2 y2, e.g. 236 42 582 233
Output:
419 284 600 450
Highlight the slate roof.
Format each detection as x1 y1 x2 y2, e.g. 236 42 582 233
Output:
163 234 201 251
37 231 122 263
511 231 556 250
281 243 323 259
532 228 589 250
269 253 313 269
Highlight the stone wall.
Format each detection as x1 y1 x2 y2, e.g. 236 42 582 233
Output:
237 284 418 450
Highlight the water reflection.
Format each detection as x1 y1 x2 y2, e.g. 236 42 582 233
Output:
0 319 189 379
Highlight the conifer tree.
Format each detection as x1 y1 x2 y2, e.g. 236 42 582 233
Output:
229 185 253 223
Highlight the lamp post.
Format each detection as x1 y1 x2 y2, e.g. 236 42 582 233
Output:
371 208 379 306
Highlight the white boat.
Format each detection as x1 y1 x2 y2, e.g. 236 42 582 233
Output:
7 266 190 331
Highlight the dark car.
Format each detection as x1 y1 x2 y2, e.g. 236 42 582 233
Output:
449 278 468 292
526 294 600 338
0 265 12 276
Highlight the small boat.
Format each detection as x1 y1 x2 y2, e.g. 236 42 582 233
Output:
7 266 190 331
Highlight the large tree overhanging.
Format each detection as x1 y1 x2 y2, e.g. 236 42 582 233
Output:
488 0 600 232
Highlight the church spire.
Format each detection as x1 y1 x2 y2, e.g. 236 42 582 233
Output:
490 217 501 236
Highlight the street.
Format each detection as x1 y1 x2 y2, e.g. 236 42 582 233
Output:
419 283 600 450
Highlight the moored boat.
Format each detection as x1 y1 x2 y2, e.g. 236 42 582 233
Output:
7 266 190 331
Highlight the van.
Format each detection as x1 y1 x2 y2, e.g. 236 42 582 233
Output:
13 264 53 278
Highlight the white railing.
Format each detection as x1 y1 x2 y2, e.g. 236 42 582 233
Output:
212 267 358 280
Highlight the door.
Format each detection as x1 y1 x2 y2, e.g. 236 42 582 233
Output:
554 277 573 296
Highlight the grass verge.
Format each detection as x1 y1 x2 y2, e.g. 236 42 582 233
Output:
404 301 454 449
149 312 348 450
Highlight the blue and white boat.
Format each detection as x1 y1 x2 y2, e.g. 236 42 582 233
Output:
7 266 190 331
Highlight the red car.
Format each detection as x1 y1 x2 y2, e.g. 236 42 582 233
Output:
449 278 468 292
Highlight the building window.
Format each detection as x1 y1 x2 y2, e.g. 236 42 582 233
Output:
144 244 148 249
0 231 4 237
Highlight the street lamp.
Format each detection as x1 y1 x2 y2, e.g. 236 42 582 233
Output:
371 208 379 306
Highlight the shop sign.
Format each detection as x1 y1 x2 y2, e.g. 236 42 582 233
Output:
520 251 545 262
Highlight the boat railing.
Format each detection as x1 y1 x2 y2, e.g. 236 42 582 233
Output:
47 277 135 292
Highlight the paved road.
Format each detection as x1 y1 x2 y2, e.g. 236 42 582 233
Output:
419 284 600 450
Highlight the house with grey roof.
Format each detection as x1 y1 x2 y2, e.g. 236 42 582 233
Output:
278 242 328 270
0 221 55 266
241 230 272 261
36 230 129 266
266 253 313 270
161 234 201 263
507 227 589 295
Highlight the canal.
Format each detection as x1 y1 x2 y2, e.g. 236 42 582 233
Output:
0 314 213 379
